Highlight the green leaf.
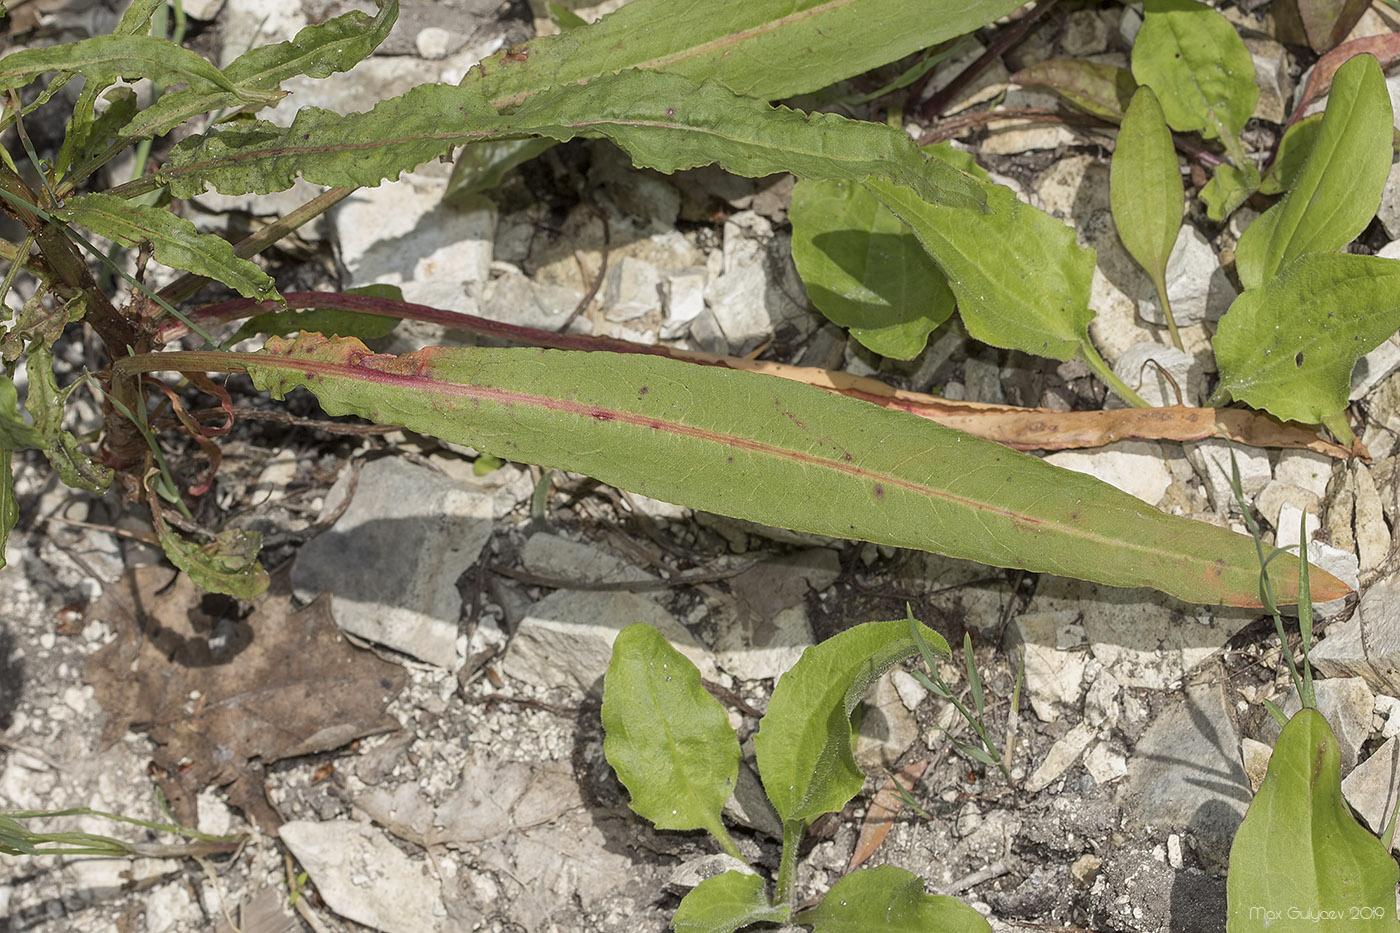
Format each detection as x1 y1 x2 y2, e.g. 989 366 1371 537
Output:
1010 59 1137 122
151 511 270 599
56 86 140 179
501 71 983 211
1259 113 1323 196
163 71 984 211
54 194 277 301
1214 253 1400 425
672 871 788 933
469 0 1029 110
0 35 278 102
1111 86 1183 285
867 172 1095 361
754 618 949 825
1131 0 1258 142
25 346 111 494
443 138 557 203
232 283 401 343
1200 162 1258 223
1227 709 1400 931
789 177 955 360
0 374 42 451
1235 54 1393 291
602 624 740 839
547 3 589 29
76 1 398 182
796 865 990 932
232 335 1345 607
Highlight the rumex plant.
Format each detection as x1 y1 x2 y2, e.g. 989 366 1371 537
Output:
0 0 1376 609
601 618 992 932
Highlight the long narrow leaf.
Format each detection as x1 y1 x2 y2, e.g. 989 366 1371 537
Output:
0 35 277 101
113 1 398 152
158 72 984 210
174 334 1352 607
468 0 1028 109
54 194 276 301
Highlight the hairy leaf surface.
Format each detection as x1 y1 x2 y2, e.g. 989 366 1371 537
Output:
221 335 1345 606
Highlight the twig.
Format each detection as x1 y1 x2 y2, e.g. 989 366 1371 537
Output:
558 203 610 333
485 558 757 591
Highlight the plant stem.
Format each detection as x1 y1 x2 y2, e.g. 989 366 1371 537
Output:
773 820 805 909
1079 340 1149 408
1321 411 1356 449
1150 271 1183 351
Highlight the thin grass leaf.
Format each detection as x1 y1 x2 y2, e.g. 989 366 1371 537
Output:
963 633 984 720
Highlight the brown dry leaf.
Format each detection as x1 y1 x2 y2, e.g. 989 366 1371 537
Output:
847 757 931 873
84 565 406 828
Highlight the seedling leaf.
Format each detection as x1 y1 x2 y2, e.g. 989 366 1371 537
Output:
1259 114 1323 196
672 871 788 933
55 194 277 302
867 171 1095 361
1226 709 1399 931
796 865 991 932
1214 253 1400 425
1131 0 1258 143
602 623 740 843
789 177 956 360
754 618 948 825
228 335 1345 606
1111 85 1183 287
1235 54 1392 291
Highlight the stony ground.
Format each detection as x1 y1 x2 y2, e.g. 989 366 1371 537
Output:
4 0 1400 931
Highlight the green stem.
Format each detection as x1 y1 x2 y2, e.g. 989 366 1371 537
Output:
1150 271 1183 351
1079 339 1149 408
773 820 805 909
708 819 744 862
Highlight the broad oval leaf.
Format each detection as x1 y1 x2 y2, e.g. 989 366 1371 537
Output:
754 619 949 825
602 623 740 838
1131 0 1258 142
468 0 1029 110
672 871 788 933
795 865 990 933
866 172 1096 361
1111 86 1183 286
790 177 955 360
1011 59 1137 122
54 194 277 301
1235 54 1393 291
1215 253 1400 425
1226 709 1400 931
226 335 1345 606
0 35 276 102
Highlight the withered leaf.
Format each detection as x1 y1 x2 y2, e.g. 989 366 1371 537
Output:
84 565 406 827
